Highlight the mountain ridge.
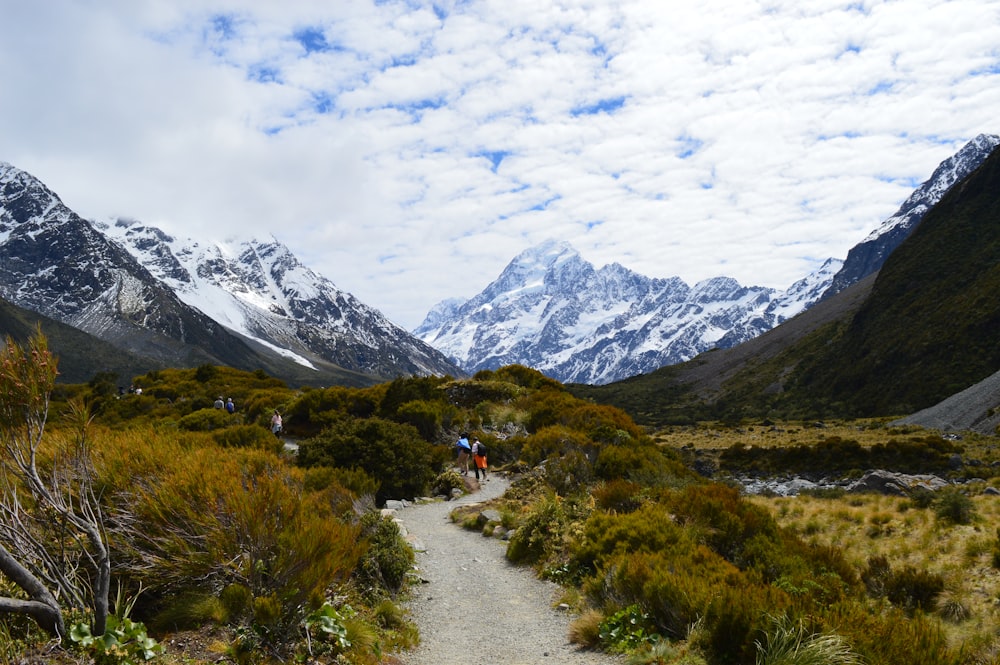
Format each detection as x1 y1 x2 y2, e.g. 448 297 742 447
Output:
0 161 462 386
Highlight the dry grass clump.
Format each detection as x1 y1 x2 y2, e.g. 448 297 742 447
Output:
750 490 1000 657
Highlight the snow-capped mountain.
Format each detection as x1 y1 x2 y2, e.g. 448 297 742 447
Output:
415 134 999 386
0 161 267 370
822 133 1000 299
98 218 461 379
414 239 810 385
0 161 461 383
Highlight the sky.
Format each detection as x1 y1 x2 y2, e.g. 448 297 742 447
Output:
1 1 998 330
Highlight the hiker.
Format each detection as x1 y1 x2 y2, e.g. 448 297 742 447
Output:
455 433 471 476
472 438 488 481
214 396 225 409
225 397 235 414
271 410 283 436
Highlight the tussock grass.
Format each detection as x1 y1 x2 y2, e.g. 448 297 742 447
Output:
656 420 1000 660
749 477 1000 656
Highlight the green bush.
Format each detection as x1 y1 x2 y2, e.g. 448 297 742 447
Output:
213 423 282 451
544 449 593 495
592 479 645 514
520 425 593 467
395 399 443 441
507 494 566 565
665 483 781 565
178 407 233 431
594 443 690 486
297 417 437 504
303 466 379 499
932 487 976 525
355 511 415 598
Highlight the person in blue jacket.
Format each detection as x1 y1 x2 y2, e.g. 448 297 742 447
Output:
455 432 472 476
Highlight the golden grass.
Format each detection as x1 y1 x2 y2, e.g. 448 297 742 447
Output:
751 488 1000 656
654 420 1000 659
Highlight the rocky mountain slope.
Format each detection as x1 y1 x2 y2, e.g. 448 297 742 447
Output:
99 219 461 380
0 161 461 385
822 133 1000 299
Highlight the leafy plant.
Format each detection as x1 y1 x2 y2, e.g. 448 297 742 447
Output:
69 615 163 665
598 604 658 652
302 602 352 654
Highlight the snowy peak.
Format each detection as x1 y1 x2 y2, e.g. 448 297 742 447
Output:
100 217 461 378
823 133 1000 298
415 241 783 385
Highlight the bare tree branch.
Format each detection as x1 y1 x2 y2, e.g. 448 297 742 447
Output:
0 330 111 638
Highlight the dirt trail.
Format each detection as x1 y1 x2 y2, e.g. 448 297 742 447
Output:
394 476 623 665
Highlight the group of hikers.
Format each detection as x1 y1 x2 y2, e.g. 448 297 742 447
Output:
213 396 237 414
212 396 283 438
454 432 488 480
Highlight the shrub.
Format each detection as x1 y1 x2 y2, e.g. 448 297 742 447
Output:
520 425 593 467
884 565 945 613
823 602 961 665
933 487 976 525
121 447 365 637
395 399 443 441
178 407 233 431
665 483 781 565
594 443 690 487
213 423 283 452
562 403 646 443
545 449 593 495
297 417 437 504
431 469 464 497
303 465 379 500
354 510 415 598
592 479 645 514
574 505 692 573
506 494 566 565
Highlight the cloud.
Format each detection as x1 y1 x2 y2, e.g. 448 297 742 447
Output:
1 0 998 329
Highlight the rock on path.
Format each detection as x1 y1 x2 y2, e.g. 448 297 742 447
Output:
394 476 623 665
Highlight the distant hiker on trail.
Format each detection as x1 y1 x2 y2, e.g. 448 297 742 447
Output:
225 397 235 414
472 438 488 481
271 410 283 436
214 396 225 409
455 433 471 476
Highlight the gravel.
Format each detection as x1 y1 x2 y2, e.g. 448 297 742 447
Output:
394 475 624 665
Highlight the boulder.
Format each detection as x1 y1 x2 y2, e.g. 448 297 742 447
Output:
847 470 949 496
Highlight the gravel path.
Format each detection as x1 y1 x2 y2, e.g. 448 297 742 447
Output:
395 476 624 665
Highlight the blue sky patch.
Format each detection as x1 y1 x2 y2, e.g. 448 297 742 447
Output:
249 65 282 84
676 134 703 159
571 96 626 116
867 80 894 95
476 150 510 173
210 14 239 40
294 27 331 54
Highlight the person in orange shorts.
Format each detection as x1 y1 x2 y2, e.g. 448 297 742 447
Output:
472 438 488 481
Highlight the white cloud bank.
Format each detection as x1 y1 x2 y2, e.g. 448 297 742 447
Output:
1 0 998 328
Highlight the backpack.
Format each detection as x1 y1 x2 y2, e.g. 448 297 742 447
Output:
476 443 487 457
